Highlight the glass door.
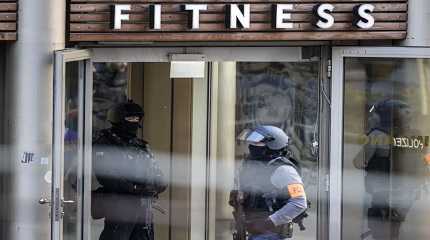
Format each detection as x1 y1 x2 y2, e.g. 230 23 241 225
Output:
52 49 92 240
331 47 430 240
208 59 325 240
89 47 329 240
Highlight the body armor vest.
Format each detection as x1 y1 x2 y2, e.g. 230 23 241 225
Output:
93 129 158 193
238 156 300 217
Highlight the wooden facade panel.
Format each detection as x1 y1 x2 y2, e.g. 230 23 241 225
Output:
70 0 407 3
70 31 407 41
0 1 17 41
71 22 407 32
68 0 408 42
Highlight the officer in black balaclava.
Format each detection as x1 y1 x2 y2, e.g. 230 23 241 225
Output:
92 100 167 240
230 125 308 240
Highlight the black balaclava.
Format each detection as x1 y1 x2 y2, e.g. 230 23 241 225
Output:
110 101 144 139
248 145 268 160
248 145 287 161
113 119 141 137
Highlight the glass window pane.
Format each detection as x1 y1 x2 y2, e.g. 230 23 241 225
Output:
342 58 430 240
213 61 320 240
63 61 83 240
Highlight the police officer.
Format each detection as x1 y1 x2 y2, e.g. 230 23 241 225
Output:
92 100 167 240
355 100 419 240
230 125 308 240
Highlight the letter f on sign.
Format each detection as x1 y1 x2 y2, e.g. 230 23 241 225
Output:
112 4 131 30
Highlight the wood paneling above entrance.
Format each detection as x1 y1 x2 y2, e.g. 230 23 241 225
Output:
0 0 17 41
69 0 408 42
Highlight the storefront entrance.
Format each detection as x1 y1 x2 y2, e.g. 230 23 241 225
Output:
52 47 330 240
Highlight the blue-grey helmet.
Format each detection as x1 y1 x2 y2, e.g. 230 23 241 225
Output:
238 125 290 150
369 99 410 131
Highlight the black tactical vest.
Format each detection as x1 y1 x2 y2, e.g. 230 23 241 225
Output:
239 156 300 215
93 128 166 196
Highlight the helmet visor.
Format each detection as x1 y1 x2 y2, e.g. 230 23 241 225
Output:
237 129 266 145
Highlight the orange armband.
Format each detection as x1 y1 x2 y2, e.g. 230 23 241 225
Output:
287 184 306 198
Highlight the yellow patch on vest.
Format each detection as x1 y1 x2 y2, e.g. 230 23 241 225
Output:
287 183 305 198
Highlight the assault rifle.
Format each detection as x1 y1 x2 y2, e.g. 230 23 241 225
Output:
230 190 247 240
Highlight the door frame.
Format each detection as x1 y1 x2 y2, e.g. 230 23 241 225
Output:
330 46 430 240
52 49 92 240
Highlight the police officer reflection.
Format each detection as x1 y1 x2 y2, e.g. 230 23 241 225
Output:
92 101 167 240
354 100 422 240
230 125 308 240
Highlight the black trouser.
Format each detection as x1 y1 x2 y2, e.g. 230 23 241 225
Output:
99 221 153 240
367 193 406 240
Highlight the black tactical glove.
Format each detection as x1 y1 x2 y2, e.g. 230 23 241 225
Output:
229 190 239 207
229 190 247 208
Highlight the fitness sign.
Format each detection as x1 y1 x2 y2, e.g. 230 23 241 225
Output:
112 3 375 30
69 1 408 42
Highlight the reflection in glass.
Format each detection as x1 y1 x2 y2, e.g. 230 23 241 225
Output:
93 62 129 132
91 62 133 239
343 58 430 240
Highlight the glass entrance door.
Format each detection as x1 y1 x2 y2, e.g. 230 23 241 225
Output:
88 47 328 240
52 50 92 240
209 60 324 240
332 47 430 240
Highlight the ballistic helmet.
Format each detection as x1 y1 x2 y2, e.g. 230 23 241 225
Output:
370 99 410 130
238 125 290 151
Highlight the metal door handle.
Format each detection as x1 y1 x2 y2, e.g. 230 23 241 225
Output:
62 199 75 204
39 198 51 205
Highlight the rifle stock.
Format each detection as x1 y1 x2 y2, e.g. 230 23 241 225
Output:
232 191 247 240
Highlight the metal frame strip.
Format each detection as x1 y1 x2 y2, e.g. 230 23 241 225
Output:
90 47 306 63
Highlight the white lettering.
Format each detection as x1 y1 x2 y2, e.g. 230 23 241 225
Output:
109 3 380 32
393 137 424 150
355 4 375 29
113 5 131 30
413 139 420 149
150 5 162 30
401 138 408 147
395 138 401 146
274 4 293 29
184 4 207 29
316 4 335 29
228 4 250 29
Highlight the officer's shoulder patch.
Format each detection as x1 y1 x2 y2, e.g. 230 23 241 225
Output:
424 153 430 165
287 183 305 198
